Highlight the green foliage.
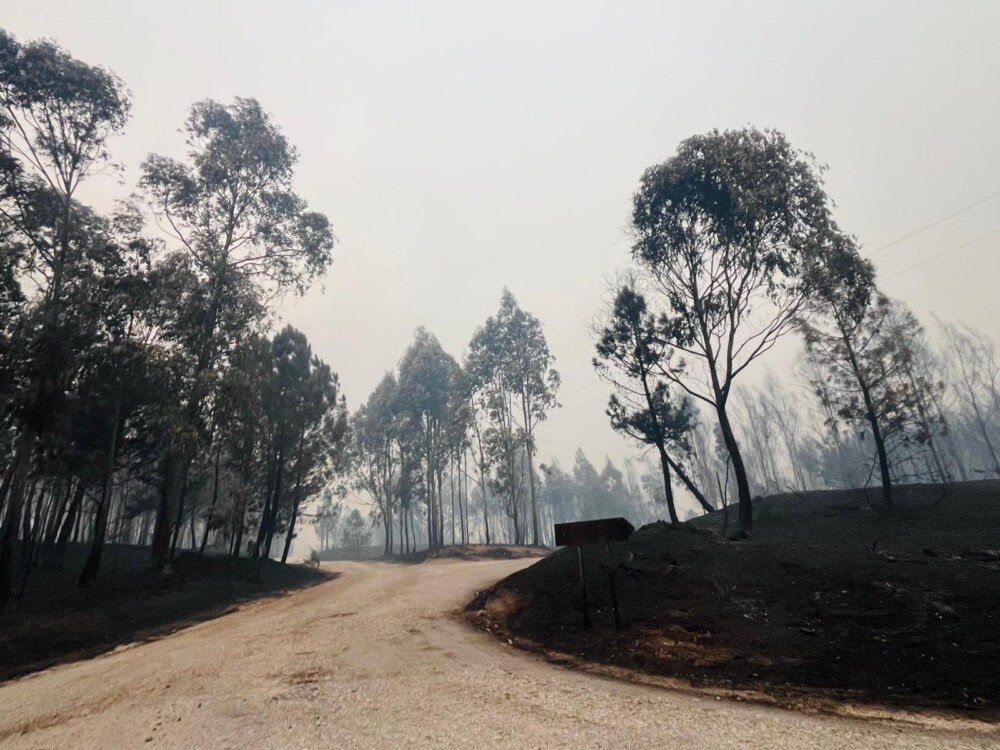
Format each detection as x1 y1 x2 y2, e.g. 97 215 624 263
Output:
628 127 853 532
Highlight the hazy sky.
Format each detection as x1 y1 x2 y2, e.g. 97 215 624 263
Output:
6 1 1000 476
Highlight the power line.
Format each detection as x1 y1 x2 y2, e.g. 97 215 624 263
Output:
559 379 600 399
869 188 1000 258
560 394 608 413
881 227 1000 281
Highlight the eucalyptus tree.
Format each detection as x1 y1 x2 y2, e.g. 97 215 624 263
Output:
214 335 272 559
313 491 343 552
800 237 892 503
0 30 131 605
251 326 348 564
341 508 371 559
278 353 348 565
395 328 460 549
594 283 712 524
73 217 165 585
800 237 946 503
465 389 494 545
879 304 951 481
139 97 335 569
502 291 559 545
936 320 1000 478
467 290 558 545
630 128 844 532
352 373 400 555
467 313 523 542
443 370 472 545
254 326 312 559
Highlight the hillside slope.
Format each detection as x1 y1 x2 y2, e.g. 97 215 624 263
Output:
466 480 1000 717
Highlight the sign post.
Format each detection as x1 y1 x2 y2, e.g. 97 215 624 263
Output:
554 517 634 629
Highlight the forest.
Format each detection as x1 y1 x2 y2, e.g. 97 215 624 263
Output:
2 28 999 612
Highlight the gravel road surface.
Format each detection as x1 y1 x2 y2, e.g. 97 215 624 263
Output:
1 559 996 749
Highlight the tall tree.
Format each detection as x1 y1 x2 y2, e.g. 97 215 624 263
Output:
139 98 334 569
341 508 371 559
630 127 844 532
467 291 558 545
936 320 1000 478
799 238 935 504
0 31 130 604
352 373 400 556
594 283 711 524
395 329 460 549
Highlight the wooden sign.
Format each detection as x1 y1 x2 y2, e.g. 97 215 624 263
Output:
554 517 634 547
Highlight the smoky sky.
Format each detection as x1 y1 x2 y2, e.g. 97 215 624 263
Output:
6 0 1000 471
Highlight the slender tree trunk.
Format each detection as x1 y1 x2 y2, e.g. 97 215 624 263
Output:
256 449 283 559
654 443 680 525
17 483 45 601
715 403 754 532
437 466 445 547
72 500 83 543
400 503 407 555
200 442 222 554
0 426 37 607
152 448 187 568
44 480 73 549
461 450 469 545
0 462 14 527
137 511 151 548
521 399 540 546
232 503 245 562
853 377 894 504
664 455 713 513
280 436 305 565
16 481 38 581
169 469 190 561
79 396 123 586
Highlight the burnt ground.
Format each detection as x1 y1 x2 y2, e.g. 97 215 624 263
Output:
0 543 332 682
401 543 549 564
466 480 1000 719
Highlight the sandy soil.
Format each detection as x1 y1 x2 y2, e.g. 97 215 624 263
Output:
0 558 996 749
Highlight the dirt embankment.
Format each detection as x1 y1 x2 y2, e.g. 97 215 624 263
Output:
466 480 1000 718
0 545 331 682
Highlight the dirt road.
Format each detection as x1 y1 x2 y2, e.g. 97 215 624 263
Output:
0 559 996 749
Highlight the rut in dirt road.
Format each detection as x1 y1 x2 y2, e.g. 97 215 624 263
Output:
0 559 996 749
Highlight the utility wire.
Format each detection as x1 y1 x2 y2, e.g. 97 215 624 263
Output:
881 227 1000 281
558 379 600 400
869 188 1000 258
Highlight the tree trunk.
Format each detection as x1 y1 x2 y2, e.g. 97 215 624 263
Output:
169 469 190 561
654 442 680 525
0 426 37 608
859 380 894 506
400 504 407 555
664 455 714 513
280 436 306 565
521 399 540 546
200 442 222 555
44 481 73 549
256 449 284 559
151 448 187 569
715 404 753 532
79 396 122 586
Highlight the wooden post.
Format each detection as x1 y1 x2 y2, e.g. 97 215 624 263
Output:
577 545 591 628
605 541 621 629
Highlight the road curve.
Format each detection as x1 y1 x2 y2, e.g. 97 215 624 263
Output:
0 559 996 749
